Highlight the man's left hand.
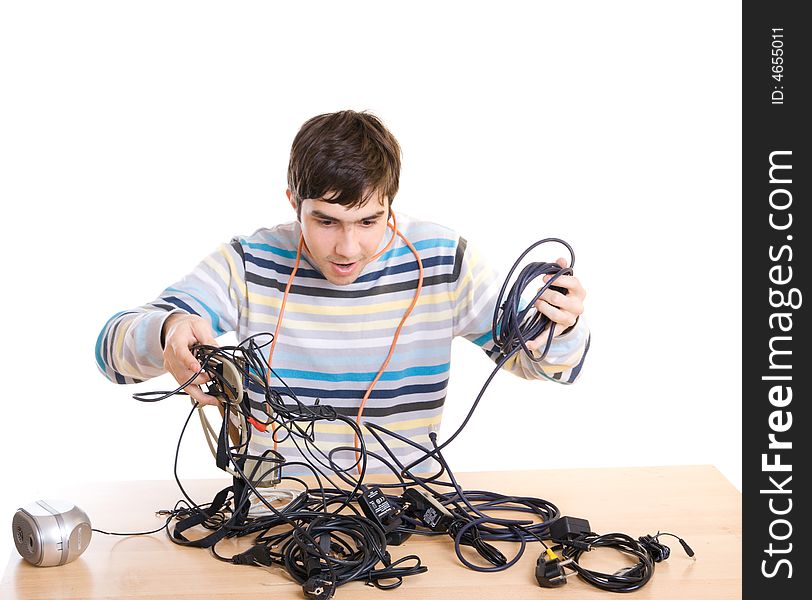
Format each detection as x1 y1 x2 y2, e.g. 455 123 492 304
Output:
525 257 586 352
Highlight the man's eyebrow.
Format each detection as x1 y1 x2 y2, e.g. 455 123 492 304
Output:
310 209 386 223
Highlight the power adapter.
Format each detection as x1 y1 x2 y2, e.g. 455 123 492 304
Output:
358 486 411 545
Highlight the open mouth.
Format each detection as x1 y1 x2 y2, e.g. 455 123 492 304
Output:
330 261 357 275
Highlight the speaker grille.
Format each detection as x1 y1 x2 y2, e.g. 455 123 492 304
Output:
12 511 43 565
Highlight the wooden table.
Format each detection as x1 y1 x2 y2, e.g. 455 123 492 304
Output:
1 465 741 599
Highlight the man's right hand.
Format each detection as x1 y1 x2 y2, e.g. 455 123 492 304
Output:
162 313 220 406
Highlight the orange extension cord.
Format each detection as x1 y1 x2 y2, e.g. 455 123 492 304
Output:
258 210 424 474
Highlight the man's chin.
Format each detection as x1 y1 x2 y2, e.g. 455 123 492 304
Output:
326 276 357 285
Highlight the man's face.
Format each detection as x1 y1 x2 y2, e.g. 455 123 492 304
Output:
289 190 390 285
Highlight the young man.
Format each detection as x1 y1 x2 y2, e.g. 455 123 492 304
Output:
96 110 589 473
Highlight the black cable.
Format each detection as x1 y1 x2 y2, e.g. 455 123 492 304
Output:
119 238 702 597
492 238 575 363
91 500 201 536
554 530 696 593
398 238 576 475
562 532 654 592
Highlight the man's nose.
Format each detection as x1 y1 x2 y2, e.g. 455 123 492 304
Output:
335 226 360 258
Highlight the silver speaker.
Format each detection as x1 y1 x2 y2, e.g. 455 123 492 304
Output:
12 499 92 566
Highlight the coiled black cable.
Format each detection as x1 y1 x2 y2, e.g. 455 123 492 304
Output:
492 238 575 362
556 531 695 593
398 238 576 475
564 532 654 592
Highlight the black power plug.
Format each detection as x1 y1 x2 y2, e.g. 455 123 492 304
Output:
358 486 411 545
302 534 335 599
401 488 453 532
536 552 569 588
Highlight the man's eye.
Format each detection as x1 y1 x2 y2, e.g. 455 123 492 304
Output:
361 220 377 227
319 220 334 226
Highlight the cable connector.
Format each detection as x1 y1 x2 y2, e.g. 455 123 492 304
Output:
535 550 571 588
358 486 410 544
302 576 334 599
248 416 272 433
641 532 696 562
678 537 696 559
300 534 335 599
232 544 273 566
401 488 453 532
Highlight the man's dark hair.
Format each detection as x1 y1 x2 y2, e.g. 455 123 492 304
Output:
287 110 401 217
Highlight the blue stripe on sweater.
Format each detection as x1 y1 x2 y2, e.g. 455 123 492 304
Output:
377 238 457 261
271 362 451 383
241 237 455 262
242 240 298 259
244 254 453 281
164 289 225 336
472 331 492 347
249 379 448 400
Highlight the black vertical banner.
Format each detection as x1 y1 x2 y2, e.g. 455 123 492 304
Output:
743 3 809 599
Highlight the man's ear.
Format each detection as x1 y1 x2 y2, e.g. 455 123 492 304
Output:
286 189 302 221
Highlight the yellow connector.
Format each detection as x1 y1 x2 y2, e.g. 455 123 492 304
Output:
546 548 558 561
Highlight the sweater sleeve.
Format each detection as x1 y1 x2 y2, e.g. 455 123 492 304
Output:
451 237 590 383
94 239 247 384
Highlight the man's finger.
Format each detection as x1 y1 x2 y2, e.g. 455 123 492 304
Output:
169 343 204 379
185 384 220 406
542 274 585 298
526 322 564 350
543 273 572 287
539 287 569 309
535 299 577 330
188 357 205 374
191 320 219 348
165 352 205 388
538 288 583 316
191 372 212 385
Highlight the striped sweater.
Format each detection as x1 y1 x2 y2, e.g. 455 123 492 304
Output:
96 214 590 473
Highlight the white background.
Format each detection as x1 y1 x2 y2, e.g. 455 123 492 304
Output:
0 1 741 564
